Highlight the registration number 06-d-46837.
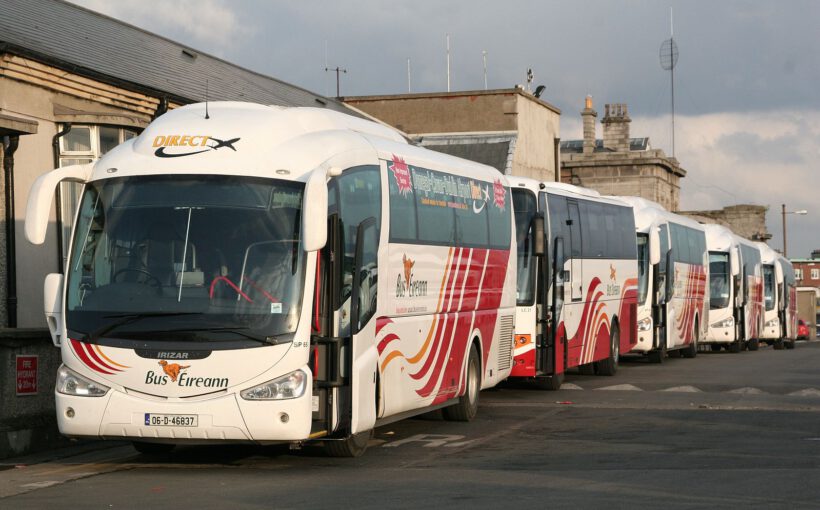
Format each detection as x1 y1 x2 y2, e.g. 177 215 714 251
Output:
144 413 198 427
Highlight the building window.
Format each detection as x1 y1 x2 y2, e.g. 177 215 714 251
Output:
795 268 803 281
812 268 819 280
58 125 139 263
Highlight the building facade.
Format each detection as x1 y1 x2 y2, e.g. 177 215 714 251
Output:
344 88 561 181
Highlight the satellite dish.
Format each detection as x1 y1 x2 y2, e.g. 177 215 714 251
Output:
660 38 679 70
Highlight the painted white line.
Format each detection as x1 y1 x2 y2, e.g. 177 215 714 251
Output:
660 385 702 393
595 384 643 391
561 383 584 390
20 481 60 489
788 388 820 397
727 387 766 395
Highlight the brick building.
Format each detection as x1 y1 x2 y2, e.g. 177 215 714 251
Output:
793 251 820 289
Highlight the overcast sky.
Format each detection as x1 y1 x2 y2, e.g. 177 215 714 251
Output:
73 0 819 258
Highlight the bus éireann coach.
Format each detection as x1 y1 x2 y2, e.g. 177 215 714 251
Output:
618 197 708 362
510 178 638 390
703 229 763 352
758 243 798 349
25 102 516 457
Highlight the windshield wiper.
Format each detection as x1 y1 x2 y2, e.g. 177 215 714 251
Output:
85 312 202 342
163 326 287 345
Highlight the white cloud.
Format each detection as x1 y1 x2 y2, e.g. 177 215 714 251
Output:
71 0 247 51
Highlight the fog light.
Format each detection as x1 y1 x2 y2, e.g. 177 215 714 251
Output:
66 407 75 418
280 413 289 423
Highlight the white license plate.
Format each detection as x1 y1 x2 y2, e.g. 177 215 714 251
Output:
144 413 198 427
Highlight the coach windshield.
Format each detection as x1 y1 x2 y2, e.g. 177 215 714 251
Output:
64 175 306 346
709 252 731 310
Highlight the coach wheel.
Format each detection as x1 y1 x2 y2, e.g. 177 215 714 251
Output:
578 363 596 375
132 442 175 455
710 344 722 352
729 337 742 353
443 343 480 422
773 338 785 350
325 429 373 458
595 325 619 376
785 339 796 350
534 373 564 391
648 338 665 364
682 322 698 358
748 338 760 351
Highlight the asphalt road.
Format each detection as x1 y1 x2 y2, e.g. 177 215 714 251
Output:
3 341 820 509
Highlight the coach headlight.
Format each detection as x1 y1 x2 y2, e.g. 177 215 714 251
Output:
241 369 307 400
711 317 734 329
765 318 779 328
637 317 653 332
56 365 109 397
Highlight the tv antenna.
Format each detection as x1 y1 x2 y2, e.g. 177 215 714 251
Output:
659 7 678 156
324 66 347 98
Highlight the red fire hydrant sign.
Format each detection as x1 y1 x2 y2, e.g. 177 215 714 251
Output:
16 355 38 396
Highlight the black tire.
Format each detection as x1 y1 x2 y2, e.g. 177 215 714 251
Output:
748 338 760 351
682 322 698 358
710 344 722 352
595 325 619 376
324 429 373 458
648 335 666 364
533 373 564 391
578 363 596 375
729 337 742 353
773 338 785 350
442 343 480 422
786 339 796 350
132 442 175 455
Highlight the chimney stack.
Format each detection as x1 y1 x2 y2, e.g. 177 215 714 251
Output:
602 103 631 152
581 95 597 154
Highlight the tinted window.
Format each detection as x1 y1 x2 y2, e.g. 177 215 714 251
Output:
513 189 537 305
487 180 511 249
545 193 570 260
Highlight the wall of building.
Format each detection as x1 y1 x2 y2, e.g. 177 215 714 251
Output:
679 205 771 242
345 92 519 134
511 95 560 181
0 58 157 327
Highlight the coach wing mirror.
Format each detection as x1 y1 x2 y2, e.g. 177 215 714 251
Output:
25 163 93 245
665 249 675 302
531 213 545 257
741 264 749 305
730 247 740 276
649 228 661 265
303 167 338 252
44 273 64 347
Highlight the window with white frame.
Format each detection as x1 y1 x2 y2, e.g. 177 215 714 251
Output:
58 125 139 263
795 268 803 281
812 268 819 280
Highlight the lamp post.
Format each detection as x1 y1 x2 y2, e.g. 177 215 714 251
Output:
781 204 808 257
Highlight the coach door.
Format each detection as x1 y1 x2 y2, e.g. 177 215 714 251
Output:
313 166 381 439
567 200 583 301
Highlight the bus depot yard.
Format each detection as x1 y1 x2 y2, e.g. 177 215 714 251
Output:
2 340 820 508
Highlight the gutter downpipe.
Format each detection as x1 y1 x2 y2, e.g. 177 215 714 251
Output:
3 135 19 327
52 123 71 274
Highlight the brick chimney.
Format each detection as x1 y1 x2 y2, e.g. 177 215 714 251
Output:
581 95 597 154
602 103 631 152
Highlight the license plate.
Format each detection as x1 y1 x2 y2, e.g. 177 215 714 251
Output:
144 413 198 427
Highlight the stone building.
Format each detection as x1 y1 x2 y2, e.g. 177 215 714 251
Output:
560 97 685 211
343 88 562 181
0 0 348 328
677 206 771 242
